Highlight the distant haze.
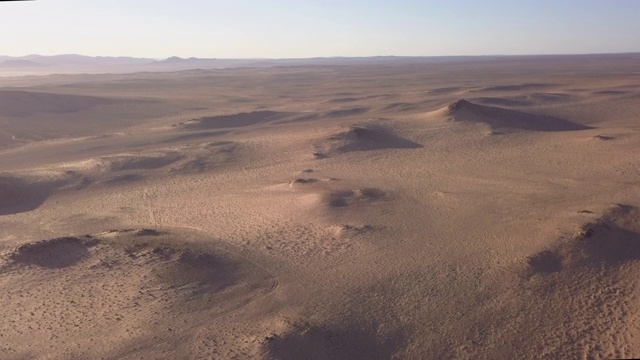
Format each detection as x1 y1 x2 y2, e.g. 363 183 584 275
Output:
1 0 639 58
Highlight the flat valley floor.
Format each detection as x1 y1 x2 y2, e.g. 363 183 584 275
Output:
2 56 640 359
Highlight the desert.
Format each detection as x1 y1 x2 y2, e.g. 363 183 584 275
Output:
1 53 640 359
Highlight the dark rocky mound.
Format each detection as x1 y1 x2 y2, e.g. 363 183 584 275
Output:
527 204 640 277
290 178 319 186
325 188 387 208
515 204 640 358
6 236 98 269
593 135 615 141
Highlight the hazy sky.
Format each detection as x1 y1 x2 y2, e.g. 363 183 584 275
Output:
2 0 639 58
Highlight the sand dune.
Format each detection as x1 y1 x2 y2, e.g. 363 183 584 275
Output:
314 124 422 157
527 204 640 273
1 142 245 213
445 99 592 132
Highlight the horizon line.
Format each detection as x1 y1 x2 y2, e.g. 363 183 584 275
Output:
2 51 640 61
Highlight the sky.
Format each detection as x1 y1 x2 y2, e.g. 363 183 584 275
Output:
1 0 639 59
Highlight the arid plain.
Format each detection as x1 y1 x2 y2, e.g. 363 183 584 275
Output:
2 55 640 359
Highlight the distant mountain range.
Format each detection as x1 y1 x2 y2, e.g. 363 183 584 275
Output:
0 54 459 74
0 59 45 67
0 54 154 66
2 53 640 75
0 53 527 70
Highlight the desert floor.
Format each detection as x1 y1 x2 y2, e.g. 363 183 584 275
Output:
2 56 640 359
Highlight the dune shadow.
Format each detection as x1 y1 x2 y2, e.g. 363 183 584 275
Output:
593 90 628 95
474 97 531 107
428 86 461 94
325 107 368 118
527 250 563 274
263 323 404 360
325 97 360 103
0 176 68 216
105 173 142 185
381 102 417 112
159 131 230 144
182 111 290 129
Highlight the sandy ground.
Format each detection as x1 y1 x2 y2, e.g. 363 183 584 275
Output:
1 55 640 359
